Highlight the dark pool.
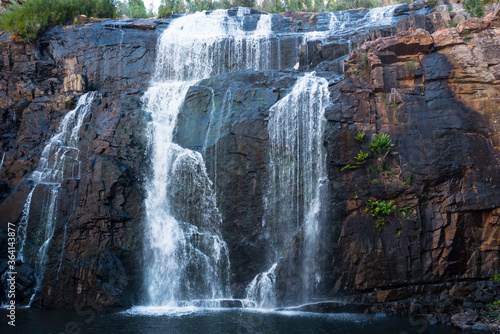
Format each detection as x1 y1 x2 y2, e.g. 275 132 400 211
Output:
0 306 462 334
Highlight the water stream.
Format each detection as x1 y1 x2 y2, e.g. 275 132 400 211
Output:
12 92 96 305
143 10 278 306
142 6 405 309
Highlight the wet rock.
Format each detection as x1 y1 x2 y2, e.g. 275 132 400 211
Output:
63 74 87 92
451 310 479 330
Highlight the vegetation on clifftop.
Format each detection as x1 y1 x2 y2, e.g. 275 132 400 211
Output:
156 0 389 17
0 0 116 41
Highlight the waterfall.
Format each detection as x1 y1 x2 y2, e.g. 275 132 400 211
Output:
244 5 403 307
245 263 277 308
143 10 276 306
246 74 329 307
12 92 97 305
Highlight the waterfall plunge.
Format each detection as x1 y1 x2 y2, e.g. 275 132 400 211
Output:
143 10 275 306
246 74 329 307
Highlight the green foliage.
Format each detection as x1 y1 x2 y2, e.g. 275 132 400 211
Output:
396 206 414 220
128 0 149 18
0 0 116 42
366 199 397 231
355 150 368 164
327 0 381 11
396 230 403 238
366 200 415 231
426 0 438 7
341 164 360 171
465 0 484 17
341 150 368 171
186 0 214 12
491 274 500 281
282 0 326 11
404 60 417 73
483 300 500 322
353 53 370 76
369 133 393 155
257 0 285 13
233 0 257 8
446 21 459 28
405 176 411 185
355 131 365 142
63 99 76 107
158 0 186 16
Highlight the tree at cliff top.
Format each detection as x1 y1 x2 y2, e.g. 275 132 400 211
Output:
157 0 255 16
0 0 117 41
465 0 499 17
156 0 384 16
117 0 152 18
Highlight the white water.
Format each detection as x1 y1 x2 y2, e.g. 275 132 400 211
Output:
245 263 278 308
143 10 279 306
244 5 401 307
10 92 96 305
16 187 35 262
246 74 329 307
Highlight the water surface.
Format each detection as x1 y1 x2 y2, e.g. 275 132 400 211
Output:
0 308 461 334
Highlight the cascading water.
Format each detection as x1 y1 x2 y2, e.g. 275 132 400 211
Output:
245 5 402 307
6 92 96 305
246 74 329 307
142 10 277 307
245 263 277 308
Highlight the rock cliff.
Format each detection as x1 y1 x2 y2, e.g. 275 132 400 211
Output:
0 5 498 328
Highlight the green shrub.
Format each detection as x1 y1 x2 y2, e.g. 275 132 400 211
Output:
0 0 116 42
327 0 381 11
128 0 148 18
355 131 365 142
465 0 484 17
427 0 438 7
369 133 393 155
341 150 368 171
158 0 185 16
355 150 368 164
404 60 417 72
366 199 397 231
491 273 500 281
464 0 498 18
483 300 500 322
355 53 370 76
256 0 285 13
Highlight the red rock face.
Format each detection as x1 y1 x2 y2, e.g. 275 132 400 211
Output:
317 6 500 305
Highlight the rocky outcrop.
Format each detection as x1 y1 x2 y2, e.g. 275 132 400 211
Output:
323 5 500 297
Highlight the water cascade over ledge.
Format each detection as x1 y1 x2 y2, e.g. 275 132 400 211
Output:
1 92 96 305
142 9 278 307
142 5 404 309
